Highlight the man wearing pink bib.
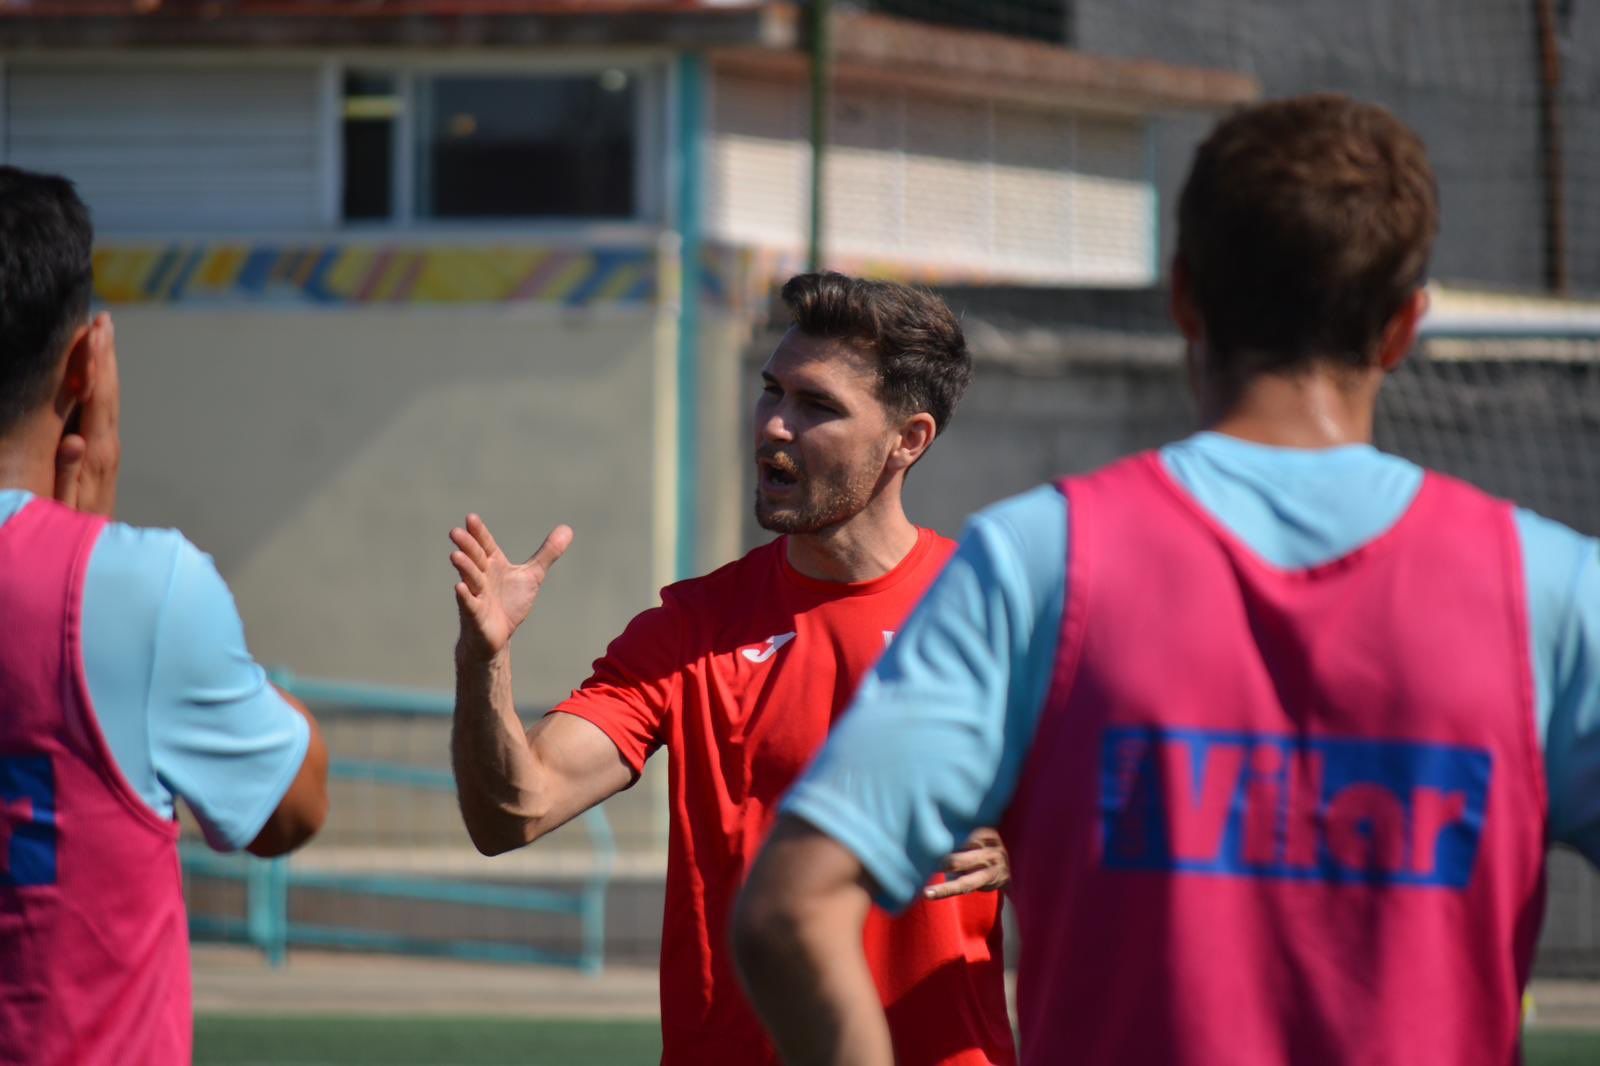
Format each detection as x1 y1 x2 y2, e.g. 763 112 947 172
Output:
0 167 329 1065
735 96 1600 1066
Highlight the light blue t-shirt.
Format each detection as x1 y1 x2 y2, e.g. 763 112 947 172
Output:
0 491 310 852
784 433 1600 908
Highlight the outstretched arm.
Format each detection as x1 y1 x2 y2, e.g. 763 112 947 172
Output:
450 514 633 856
733 816 891 1066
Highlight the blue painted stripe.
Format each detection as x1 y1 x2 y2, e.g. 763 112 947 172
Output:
236 248 279 294
562 250 626 308
623 271 656 303
167 248 207 300
302 248 341 304
143 247 182 298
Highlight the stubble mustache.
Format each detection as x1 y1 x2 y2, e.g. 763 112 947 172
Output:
755 446 803 480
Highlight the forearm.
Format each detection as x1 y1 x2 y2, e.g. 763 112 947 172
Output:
451 646 548 855
738 907 890 1066
734 822 894 1066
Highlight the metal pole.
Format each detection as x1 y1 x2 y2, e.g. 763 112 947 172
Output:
808 0 833 273
675 53 705 581
1533 0 1567 295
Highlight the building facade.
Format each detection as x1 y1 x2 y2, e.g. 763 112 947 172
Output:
0 1 1250 702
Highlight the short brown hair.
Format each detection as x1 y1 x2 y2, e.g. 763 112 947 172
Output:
1177 94 1439 378
780 272 972 434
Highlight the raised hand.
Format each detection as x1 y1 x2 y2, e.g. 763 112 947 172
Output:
450 514 573 661
922 827 1010 901
53 313 121 517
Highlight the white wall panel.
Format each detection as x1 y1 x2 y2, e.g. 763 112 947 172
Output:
707 68 1155 284
7 64 325 233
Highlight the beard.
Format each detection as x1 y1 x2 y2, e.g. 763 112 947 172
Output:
754 450 880 535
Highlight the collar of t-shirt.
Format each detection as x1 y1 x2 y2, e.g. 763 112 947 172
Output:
776 525 941 598
0 488 33 526
1158 431 1425 570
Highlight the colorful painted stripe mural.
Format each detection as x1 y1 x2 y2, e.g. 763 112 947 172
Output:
90 240 995 314
90 243 698 309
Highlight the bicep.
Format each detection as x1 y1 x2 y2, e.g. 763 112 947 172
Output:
527 711 636 828
1545 542 1600 864
146 542 312 852
547 598 688 773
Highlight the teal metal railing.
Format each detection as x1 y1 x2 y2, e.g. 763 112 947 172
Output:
181 672 615 975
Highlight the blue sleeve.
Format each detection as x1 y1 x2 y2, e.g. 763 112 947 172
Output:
83 526 309 852
1519 509 1600 864
781 485 1067 909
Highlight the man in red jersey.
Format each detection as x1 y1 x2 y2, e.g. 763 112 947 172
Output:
449 272 1015 1065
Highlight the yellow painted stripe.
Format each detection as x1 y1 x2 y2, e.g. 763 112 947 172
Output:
198 247 247 290
292 248 325 289
541 253 595 302
412 249 532 302
323 247 379 300
93 248 163 303
369 252 418 302
595 260 648 303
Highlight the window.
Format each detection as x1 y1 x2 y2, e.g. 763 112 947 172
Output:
341 67 652 225
342 72 400 221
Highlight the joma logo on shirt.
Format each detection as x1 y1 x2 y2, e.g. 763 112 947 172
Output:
741 633 796 663
1100 727 1490 888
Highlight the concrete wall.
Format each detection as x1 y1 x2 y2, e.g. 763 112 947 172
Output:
112 295 758 855
112 306 675 699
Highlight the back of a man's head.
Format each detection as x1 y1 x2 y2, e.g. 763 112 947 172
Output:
780 271 972 436
1177 94 1439 381
0 166 94 436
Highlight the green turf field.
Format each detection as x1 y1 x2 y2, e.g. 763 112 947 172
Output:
195 1016 661 1066
195 1015 1600 1065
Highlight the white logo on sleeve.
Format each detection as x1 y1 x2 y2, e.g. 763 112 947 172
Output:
883 630 896 647
741 632 797 663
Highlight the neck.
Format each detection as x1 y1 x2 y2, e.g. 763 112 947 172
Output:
0 413 64 498
784 490 921 584
1204 365 1383 449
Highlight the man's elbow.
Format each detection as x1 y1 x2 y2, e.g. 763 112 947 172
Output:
458 794 551 857
246 792 327 858
731 878 805 991
463 816 526 857
247 686 330 858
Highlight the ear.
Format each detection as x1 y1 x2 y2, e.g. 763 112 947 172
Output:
1376 287 1429 373
55 319 97 415
1169 257 1205 345
887 411 937 474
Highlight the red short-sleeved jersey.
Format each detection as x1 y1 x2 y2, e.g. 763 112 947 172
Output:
553 529 1014 1065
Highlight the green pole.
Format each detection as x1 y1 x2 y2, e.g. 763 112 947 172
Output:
808 0 833 273
675 53 705 581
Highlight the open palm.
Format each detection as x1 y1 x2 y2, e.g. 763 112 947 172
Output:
450 514 573 658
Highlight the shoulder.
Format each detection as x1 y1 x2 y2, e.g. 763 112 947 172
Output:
656 539 782 610
85 521 203 622
1514 507 1597 568
1514 507 1599 617
89 524 255 684
906 486 1068 632
962 484 1068 587
605 541 781 652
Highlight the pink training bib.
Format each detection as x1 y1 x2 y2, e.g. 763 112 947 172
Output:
1003 452 1546 1066
0 498 191 1066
